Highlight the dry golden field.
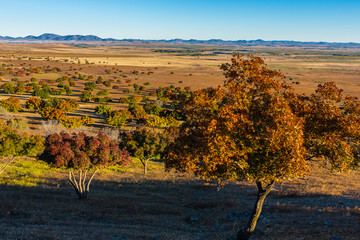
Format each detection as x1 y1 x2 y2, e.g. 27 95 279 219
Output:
0 43 360 239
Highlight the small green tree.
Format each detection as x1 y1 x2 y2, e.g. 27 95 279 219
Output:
119 128 167 174
39 132 131 199
0 119 44 174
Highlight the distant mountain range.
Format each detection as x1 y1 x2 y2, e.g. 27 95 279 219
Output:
0 33 359 48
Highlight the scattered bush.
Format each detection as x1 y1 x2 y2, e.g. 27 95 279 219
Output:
51 88 65 95
39 107 65 121
96 90 109 96
143 102 163 115
79 91 92 102
0 119 44 174
60 115 95 129
1 82 15 94
126 95 143 104
84 82 97 91
95 105 113 117
103 81 111 87
95 77 103 84
49 98 79 112
7 117 28 130
130 106 148 119
39 132 131 199
0 97 22 112
33 89 50 99
106 109 132 127
145 116 179 128
26 97 44 110
119 97 127 104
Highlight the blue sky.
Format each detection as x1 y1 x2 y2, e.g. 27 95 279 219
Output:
1 0 359 42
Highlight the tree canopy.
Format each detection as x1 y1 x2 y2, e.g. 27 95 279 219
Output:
119 128 168 174
162 54 360 239
0 119 44 174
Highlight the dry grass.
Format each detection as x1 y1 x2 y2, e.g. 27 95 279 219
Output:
0 158 359 239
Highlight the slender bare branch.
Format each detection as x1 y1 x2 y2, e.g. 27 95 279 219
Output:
86 169 99 192
68 170 81 198
79 170 83 194
70 170 79 192
83 170 87 194
0 156 16 174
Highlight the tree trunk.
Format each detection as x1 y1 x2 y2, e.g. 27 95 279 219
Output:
237 180 275 240
140 158 149 175
68 169 99 199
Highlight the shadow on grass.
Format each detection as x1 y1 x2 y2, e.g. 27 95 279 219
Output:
0 176 359 239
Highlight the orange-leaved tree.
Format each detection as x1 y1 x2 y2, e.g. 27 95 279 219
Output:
161 54 360 240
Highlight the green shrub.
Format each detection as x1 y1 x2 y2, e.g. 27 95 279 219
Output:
51 88 65 95
0 119 44 162
96 90 109 96
33 89 50 99
145 116 179 128
84 82 96 91
1 82 15 94
79 91 92 102
0 97 22 112
106 109 132 127
7 117 28 130
95 105 113 117
143 102 163 115
63 84 73 94
60 115 95 129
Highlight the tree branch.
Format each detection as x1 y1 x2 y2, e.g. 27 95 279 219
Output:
79 170 83 194
86 169 99 193
0 156 16 174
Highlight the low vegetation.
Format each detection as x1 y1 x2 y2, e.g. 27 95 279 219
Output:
0 46 359 239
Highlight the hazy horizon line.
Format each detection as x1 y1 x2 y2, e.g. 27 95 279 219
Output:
1 33 359 44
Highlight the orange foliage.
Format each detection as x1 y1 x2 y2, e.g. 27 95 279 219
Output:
163 54 360 182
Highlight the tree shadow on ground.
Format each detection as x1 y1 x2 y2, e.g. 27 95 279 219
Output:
0 177 359 240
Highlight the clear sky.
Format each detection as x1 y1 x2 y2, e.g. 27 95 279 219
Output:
1 0 359 43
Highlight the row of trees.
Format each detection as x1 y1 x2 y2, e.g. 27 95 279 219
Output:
0 122 167 198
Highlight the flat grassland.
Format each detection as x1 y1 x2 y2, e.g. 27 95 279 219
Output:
0 43 359 239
